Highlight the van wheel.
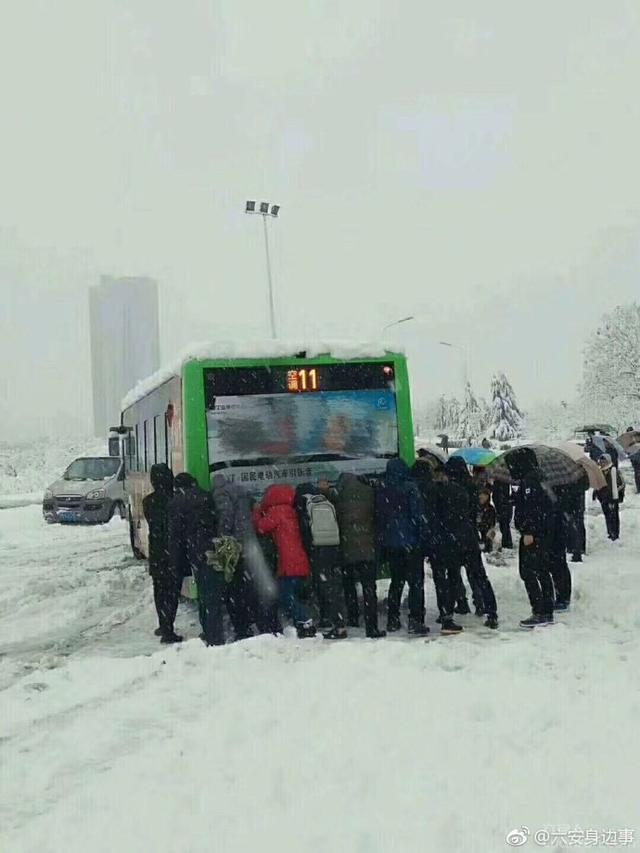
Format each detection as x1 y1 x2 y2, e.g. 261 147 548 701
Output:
129 507 145 560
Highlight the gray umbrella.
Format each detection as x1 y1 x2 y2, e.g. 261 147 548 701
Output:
485 443 587 487
618 430 640 452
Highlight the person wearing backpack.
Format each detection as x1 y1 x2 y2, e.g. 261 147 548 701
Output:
295 481 348 640
594 454 625 541
376 458 429 635
333 473 386 639
253 484 316 638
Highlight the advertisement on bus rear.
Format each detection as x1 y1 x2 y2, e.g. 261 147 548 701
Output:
206 389 398 490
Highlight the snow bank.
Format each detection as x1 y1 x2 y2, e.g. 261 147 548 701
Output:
0 492 41 509
122 339 403 409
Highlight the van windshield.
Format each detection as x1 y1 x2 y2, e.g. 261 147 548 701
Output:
64 458 120 481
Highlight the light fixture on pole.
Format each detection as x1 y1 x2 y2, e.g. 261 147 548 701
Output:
245 200 280 339
382 315 415 334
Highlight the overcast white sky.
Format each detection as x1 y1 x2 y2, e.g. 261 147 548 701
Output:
1 1 639 439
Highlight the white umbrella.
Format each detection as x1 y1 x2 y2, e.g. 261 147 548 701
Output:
555 442 607 490
415 441 448 464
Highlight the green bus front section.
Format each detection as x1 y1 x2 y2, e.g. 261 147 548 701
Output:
181 353 415 490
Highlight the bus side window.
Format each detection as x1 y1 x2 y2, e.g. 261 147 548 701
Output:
153 416 158 466
155 414 167 467
164 414 170 465
143 421 148 472
135 423 141 473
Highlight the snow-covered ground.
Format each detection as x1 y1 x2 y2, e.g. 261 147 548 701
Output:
1 492 639 852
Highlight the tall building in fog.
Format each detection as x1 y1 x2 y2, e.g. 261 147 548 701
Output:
90 276 160 437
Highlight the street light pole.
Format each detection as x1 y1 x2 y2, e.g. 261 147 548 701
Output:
438 340 469 385
246 201 280 339
261 214 277 340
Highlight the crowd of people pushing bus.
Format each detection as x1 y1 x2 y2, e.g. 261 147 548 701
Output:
142 439 632 646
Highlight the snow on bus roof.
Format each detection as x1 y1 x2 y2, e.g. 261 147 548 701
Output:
121 339 404 410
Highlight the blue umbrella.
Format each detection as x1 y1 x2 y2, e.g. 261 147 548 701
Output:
451 447 498 467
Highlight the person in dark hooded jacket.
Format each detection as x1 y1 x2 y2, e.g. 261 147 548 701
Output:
442 458 498 628
477 488 497 553
444 457 484 614
376 458 428 634
212 473 260 640
143 463 182 643
333 473 385 638
168 472 225 646
510 448 556 628
412 460 465 634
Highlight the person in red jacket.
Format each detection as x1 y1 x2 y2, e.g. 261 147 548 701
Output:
253 484 317 638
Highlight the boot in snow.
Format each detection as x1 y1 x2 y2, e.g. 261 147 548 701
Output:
440 619 463 635
154 627 162 637
454 600 471 615
554 601 570 612
365 627 387 639
296 621 317 639
484 616 499 630
323 626 348 640
408 620 430 636
519 614 554 630
387 618 402 633
160 632 183 644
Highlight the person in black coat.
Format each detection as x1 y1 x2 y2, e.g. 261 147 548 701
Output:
412 460 460 632
548 489 573 610
377 458 428 635
510 448 556 628
169 472 225 646
441 460 498 628
492 481 514 548
143 463 182 644
477 489 497 553
444 457 484 614
563 475 587 562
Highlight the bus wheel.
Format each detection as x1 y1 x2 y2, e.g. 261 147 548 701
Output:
128 508 145 560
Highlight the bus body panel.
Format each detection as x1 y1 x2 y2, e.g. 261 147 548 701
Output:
121 375 183 557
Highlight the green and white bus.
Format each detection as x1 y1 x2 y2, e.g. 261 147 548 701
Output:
120 343 414 559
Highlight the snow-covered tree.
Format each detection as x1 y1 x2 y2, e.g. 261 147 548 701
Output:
432 395 460 434
488 372 523 441
458 383 484 442
479 396 491 435
581 303 640 426
434 396 448 432
447 397 461 434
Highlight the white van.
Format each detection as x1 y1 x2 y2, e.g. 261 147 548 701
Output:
42 456 127 524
